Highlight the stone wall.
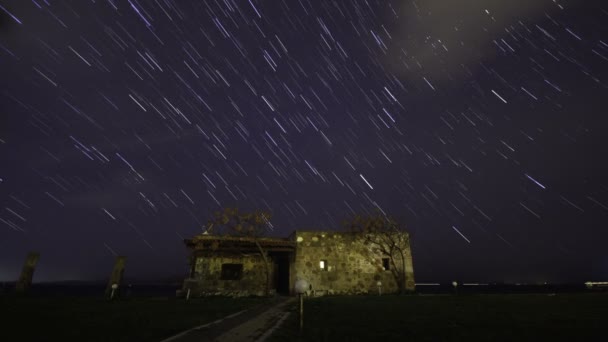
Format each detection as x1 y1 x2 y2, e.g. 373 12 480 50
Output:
183 253 273 297
181 230 414 297
292 231 414 295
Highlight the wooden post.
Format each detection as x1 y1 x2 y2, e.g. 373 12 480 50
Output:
110 284 118 300
105 256 127 298
299 293 304 333
16 252 40 293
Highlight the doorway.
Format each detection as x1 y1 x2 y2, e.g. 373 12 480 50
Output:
274 253 291 295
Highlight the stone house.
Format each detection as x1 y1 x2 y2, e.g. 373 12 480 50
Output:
182 230 415 296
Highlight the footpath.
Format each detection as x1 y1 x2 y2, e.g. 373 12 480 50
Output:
160 296 295 342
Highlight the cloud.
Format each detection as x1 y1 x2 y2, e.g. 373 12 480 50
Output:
386 0 580 82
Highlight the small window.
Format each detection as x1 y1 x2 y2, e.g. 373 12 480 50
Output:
382 258 390 271
221 263 243 280
319 260 328 271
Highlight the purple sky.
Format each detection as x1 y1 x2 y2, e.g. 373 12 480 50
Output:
0 0 607 283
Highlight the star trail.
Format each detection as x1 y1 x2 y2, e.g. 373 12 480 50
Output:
0 0 607 282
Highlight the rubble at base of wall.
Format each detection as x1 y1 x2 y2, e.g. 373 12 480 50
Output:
177 288 274 298
304 288 414 297
198 291 263 297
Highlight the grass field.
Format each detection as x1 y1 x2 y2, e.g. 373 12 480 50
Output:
269 293 608 341
1 294 263 342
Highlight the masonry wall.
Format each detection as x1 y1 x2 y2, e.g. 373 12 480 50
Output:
292 231 414 295
183 253 273 297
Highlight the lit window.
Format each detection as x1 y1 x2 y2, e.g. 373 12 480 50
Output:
382 258 390 271
320 260 328 271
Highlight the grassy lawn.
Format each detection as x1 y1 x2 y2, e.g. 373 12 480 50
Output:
1 295 263 342
270 293 608 341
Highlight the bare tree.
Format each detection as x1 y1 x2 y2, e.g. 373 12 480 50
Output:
345 212 415 294
207 207 273 296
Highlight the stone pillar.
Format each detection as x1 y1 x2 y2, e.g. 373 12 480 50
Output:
16 252 40 293
105 256 127 298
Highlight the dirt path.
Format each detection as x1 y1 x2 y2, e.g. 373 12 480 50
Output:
160 296 294 342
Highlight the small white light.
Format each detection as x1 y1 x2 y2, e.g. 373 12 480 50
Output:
295 279 309 294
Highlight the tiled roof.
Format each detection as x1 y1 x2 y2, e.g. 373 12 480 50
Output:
185 234 296 251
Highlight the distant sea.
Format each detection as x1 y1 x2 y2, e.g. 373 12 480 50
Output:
414 283 592 294
0 281 181 297
0 281 600 297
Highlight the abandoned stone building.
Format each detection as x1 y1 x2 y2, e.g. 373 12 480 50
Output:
182 230 415 296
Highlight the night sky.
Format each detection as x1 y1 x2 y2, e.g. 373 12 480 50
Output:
1 0 607 283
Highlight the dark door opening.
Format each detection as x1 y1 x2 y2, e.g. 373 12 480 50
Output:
275 254 290 295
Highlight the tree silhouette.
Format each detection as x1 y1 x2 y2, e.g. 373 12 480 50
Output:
207 207 273 296
345 212 414 293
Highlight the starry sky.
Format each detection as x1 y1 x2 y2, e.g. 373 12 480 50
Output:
0 0 607 283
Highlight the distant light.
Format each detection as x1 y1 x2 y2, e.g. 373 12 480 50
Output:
585 281 608 288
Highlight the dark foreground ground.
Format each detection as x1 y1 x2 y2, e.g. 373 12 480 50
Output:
2 287 607 342
270 293 608 342
0 294 262 342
